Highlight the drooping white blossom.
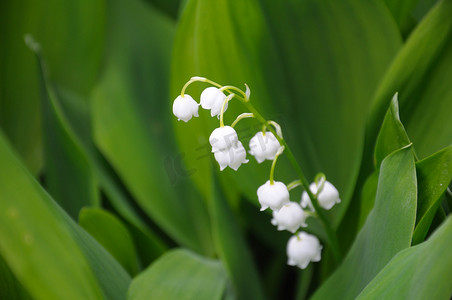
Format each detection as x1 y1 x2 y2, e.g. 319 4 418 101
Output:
301 180 341 210
209 126 238 152
287 232 322 269
200 87 228 117
172 94 199 122
249 131 281 163
271 202 307 233
257 180 290 211
214 141 249 171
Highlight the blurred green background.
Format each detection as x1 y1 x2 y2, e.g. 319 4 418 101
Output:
1 0 452 299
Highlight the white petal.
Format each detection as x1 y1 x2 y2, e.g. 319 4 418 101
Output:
301 181 341 210
209 126 238 152
200 87 221 109
172 95 199 122
249 131 281 163
286 232 322 269
257 180 290 211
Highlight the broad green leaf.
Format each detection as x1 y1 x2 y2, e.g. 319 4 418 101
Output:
171 0 402 227
79 208 140 276
91 0 213 254
356 94 410 229
357 216 452 299
28 34 167 259
127 249 227 300
346 0 452 258
368 0 452 162
0 255 32 300
0 0 105 173
210 175 265 300
312 146 417 299
382 0 419 35
413 0 440 22
357 170 379 229
147 0 182 19
26 38 99 219
374 93 411 167
0 131 130 300
412 146 452 244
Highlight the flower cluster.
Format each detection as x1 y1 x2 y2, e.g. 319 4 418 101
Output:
172 76 341 269
258 175 340 269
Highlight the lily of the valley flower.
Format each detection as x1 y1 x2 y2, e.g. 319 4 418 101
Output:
287 232 322 269
214 141 249 171
301 180 341 210
249 131 281 163
271 202 307 233
200 87 228 117
172 94 199 122
209 126 238 152
257 180 290 211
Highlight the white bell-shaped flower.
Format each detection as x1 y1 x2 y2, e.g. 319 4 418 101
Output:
249 131 281 163
214 141 249 171
200 87 228 117
257 180 290 211
287 232 322 269
209 126 238 152
172 94 199 122
271 202 307 233
301 180 341 210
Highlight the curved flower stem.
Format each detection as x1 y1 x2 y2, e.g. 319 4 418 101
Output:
231 113 254 128
287 179 302 191
269 146 285 185
219 85 248 98
181 76 247 99
219 94 235 127
239 98 342 263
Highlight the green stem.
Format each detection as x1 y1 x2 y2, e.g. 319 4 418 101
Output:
219 94 234 127
241 99 342 263
269 147 284 185
287 180 302 191
231 113 254 128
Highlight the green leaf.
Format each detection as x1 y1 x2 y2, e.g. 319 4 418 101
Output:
382 0 419 35
0 255 32 300
171 0 401 227
357 216 452 299
91 0 213 254
412 145 452 244
27 38 99 219
210 175 265 300
147 0 182 19
357 170 379 229
374 93 411 167
27 34 167 259
127 249 227 300
0 131 131 300
412 0 440 22
79 208 140 276
312 146 417 299
0 0 105 173
368 0 452 162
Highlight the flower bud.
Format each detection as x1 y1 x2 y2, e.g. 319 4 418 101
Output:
287 232 322 269
200 87 228 117
301 180 341 210
209 126 238 152
172 94 199 122
249 131 281 163
271 202 307 233
257 180 290 211
214 141 249 171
